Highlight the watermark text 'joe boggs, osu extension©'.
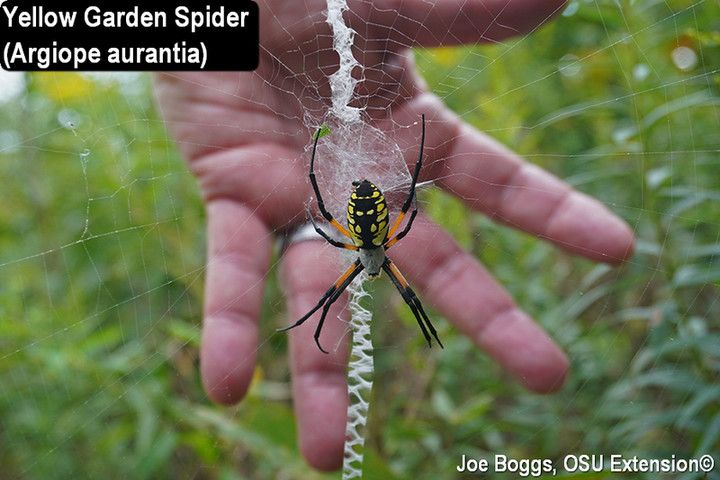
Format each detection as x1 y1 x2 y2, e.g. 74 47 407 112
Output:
456 453 715 476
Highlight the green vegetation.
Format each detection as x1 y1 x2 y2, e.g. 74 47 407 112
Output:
0 0 718 478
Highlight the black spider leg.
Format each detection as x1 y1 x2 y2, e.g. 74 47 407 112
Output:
312 262 365 353
401 113 426 214
383 209 418 250
384 261 431 345
386 114 425 243
277 259 364 354
383 259 444 349
307 206 358 251
308 128 353 240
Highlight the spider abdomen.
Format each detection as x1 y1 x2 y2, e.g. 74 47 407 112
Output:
347 180 389 249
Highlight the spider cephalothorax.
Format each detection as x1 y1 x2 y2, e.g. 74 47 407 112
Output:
279 115 443 353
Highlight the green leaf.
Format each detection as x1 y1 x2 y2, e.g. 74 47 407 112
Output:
679 386 720 427
314 123 331 140
696 412 720 455
673 264 720 287
135 429 178 480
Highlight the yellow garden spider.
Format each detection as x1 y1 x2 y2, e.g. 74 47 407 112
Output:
280 114 443 353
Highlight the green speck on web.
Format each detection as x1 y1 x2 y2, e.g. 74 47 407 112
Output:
314 124 331 140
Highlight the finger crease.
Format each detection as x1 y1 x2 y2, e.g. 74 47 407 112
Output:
204 312 257 331
426 250 474 301
542 189 574 240
212 250 268 280
296 369 347 390
475 304 519 344
494 162 525 217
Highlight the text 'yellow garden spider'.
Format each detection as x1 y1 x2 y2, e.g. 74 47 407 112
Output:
279 115 444 353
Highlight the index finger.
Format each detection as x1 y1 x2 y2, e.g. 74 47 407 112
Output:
384 95 635 264
201 199 272 404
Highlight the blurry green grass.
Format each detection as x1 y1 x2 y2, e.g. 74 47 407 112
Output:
0 0 719 478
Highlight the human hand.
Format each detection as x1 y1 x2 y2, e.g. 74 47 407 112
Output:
154 0 634 471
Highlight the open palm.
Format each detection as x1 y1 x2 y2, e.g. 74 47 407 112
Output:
154 0 634 471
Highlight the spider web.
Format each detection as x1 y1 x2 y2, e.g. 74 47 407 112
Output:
0 0 719 477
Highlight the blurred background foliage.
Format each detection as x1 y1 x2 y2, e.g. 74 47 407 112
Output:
0 0 719 478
